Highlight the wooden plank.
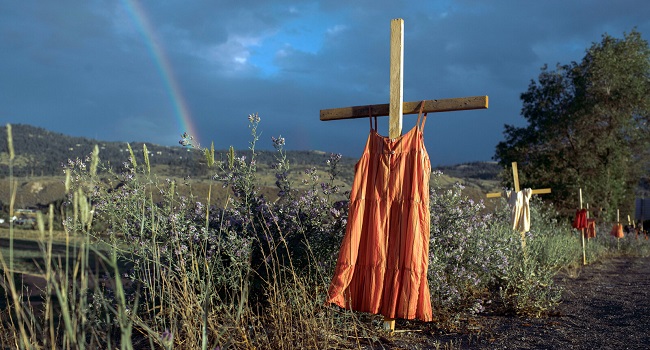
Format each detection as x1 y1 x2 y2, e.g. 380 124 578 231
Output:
486 188 551 198
320 96 488 121
389 18 404 139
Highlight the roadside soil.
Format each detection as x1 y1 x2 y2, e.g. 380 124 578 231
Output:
378 256 650 349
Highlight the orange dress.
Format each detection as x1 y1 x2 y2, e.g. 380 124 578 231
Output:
327 109 432 322
610 223 624 238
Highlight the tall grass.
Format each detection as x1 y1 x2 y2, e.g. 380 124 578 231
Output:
1 118 649 348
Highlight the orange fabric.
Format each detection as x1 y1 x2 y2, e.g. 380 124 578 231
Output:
585 218 596 238
327 109 432 322
610 224 624 238
572 209 588 230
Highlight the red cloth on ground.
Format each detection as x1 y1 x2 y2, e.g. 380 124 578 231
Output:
572 209 588 230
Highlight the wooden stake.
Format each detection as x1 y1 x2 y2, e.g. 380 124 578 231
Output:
512 161 520 192
383 18 404 331
383 318 396 332
389 18 404 139
616 208 622 248
629 214 636 239
580 188 586 265
586 203 591 241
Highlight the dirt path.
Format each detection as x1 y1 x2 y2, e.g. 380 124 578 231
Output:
474 257 650 349
378 256 650 349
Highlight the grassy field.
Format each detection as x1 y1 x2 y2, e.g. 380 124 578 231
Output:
7 121 577 349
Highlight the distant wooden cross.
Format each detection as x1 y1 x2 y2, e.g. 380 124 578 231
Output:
487 162 551 249
321 18 488 332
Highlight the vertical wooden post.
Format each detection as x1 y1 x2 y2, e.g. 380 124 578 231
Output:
580 188 586 265
388 18 404 139
510 162 525 249
628 214 636 240
511 162 520 192
617 209 622 248
384 18 404 333
586 203 590 241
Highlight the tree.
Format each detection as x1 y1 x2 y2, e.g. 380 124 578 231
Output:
495 30 650 220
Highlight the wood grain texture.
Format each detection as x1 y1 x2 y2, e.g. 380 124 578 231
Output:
320 96 488 121
389 18 404 139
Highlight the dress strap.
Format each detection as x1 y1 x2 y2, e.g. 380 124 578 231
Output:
368 105 377 131
416 101 428 131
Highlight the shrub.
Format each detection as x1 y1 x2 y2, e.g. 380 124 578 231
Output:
59 115 357 348
427 176 581 318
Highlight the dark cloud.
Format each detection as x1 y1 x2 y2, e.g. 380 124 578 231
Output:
1 1 649 164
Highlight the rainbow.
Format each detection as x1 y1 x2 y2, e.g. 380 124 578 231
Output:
121 0 200 145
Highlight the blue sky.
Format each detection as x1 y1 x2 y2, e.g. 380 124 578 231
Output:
2 1 649 165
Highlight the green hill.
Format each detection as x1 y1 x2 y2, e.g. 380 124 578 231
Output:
0 124 502 211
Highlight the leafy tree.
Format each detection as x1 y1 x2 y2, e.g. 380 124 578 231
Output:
495 30 650 220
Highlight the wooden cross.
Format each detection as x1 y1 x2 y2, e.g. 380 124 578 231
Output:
486 162 551 250
486 162 551 198
320 18 488 332
320 19 488 136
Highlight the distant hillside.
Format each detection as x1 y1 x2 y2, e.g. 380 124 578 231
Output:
1 124 199 177
0 124 500 180
0 124 504 211
0 124 358 179
436 161 501 181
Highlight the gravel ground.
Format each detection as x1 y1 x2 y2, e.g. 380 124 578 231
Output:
375 256 650 349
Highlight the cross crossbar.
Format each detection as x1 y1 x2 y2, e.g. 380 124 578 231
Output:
486 188 551 198
487 162 551 198
320 96 489 121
